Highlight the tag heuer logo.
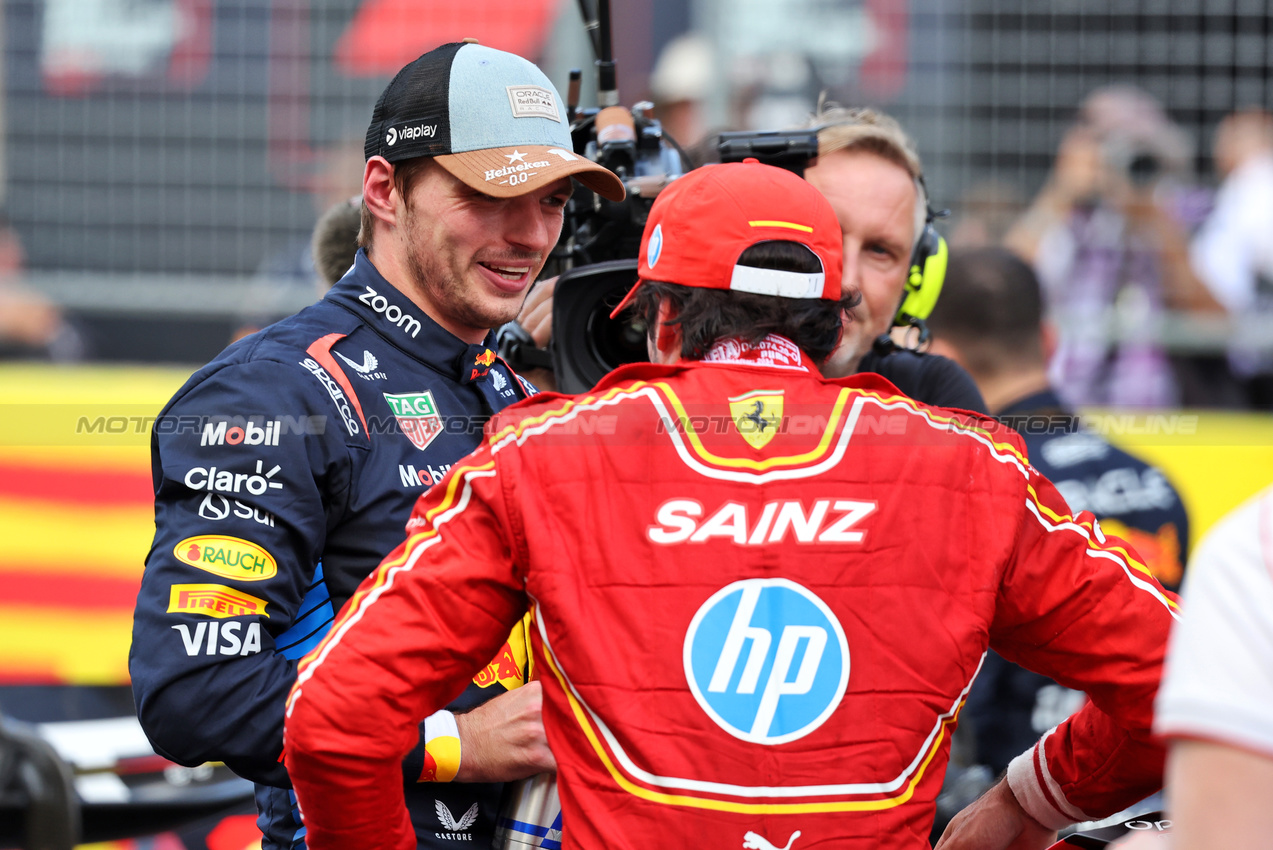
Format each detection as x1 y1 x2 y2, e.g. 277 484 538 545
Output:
384 391 444 451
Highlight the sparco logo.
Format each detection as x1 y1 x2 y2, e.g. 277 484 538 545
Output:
386 123 437 146
299 358 361 436
359 286 422 338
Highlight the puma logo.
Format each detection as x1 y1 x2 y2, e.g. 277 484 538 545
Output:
336 349 379 374
743 831 801 850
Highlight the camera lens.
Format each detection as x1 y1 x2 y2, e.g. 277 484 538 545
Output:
550 259 647 394
1127 152 1160 186
586 304 648 373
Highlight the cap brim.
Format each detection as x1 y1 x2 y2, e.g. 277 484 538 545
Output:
436 145 626 202
608 278 645 320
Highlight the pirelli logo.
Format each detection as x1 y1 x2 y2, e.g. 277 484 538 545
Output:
168 584 270 619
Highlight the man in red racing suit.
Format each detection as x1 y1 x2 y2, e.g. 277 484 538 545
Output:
284 161 1177 849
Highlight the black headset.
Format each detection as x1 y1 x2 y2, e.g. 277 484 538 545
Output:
808 116 948 350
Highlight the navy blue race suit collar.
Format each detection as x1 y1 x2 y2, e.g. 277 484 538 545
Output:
997 388 1069 418
325 249 501 385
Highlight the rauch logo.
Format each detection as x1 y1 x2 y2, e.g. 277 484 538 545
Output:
173 535 277 581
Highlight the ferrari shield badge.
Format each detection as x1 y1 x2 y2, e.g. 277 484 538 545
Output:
384 391 444 451
729 390 783 450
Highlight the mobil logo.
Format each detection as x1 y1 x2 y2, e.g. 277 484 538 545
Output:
684 578 848 745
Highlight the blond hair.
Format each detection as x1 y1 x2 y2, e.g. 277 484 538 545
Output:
798 100 927 244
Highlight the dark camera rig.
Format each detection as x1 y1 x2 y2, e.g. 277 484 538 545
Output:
497 0 824 393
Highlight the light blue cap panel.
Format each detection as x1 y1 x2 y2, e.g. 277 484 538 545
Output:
447 43 574 153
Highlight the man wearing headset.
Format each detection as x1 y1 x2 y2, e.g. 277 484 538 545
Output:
512 104 986 415
799 103 985 411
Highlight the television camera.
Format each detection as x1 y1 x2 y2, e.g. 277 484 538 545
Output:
497 0 822 393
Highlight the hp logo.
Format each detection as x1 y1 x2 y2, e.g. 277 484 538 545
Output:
683 578 849 745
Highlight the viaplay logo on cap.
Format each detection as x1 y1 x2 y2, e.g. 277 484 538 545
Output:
385 120 439 148
647 223 664 268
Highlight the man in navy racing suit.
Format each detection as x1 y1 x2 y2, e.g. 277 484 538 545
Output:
129 42 624 848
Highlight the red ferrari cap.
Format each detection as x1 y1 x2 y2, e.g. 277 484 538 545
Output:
610 159 843 318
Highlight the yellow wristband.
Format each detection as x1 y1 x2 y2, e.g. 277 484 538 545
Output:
419 709 461 783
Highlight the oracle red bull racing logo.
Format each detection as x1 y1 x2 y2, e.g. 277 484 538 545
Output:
684 578 849 745
383 391 444 451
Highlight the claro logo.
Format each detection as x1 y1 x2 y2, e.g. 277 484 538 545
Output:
359 286 422 338
183 460 283 496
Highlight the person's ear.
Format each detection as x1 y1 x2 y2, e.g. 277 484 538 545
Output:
363 157 398 229
1040 319 1058 365
651 299 682 364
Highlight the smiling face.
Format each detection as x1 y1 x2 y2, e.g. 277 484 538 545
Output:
804 149 918 376
394 159 571 344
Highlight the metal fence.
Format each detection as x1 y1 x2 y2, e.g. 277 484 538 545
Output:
4 0 1272 362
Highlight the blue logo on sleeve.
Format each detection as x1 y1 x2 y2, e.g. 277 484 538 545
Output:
683 578 849 745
